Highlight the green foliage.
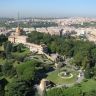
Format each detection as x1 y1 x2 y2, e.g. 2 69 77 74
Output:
3 42 24 53
0 34 8 45
16 61 36 81
0 39 38 96
16 43 23 52
0 51 6 59
27 31 96 79
91 48 96 63
0 21 57 29
84 64 94 79
27 31 74 56
32 21 58 28
46 87 96 96
0 78 8 96
93 67 96 77
5 80 35 96
46 88 83 96
27 31 95 66
1 60 16 77
4 41 13 54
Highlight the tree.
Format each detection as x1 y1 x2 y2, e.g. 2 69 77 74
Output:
50 41 57 53
84 64 93 79
0 78 8 96
11 45 17 52
1 60 16 77
73 52 83 66
5 80 35 96
0 34 8 45
3 41 13 59
17 43 23 52
16 61 36 81
82 56 90 69
91 48 96 64
4 41 13 53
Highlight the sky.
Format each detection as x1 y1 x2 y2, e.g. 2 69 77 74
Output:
0 0 96 17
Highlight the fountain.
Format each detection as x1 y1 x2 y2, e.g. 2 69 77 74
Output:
58 70 73 79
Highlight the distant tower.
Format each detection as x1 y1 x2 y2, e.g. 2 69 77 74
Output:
15 12 22 36
17 12 20 28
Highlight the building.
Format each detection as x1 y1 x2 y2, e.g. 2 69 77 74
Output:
8 26 44 53
8 26 27 44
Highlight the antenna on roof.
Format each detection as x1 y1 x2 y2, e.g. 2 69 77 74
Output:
17 12 20 28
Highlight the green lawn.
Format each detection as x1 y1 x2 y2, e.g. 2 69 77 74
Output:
80 79 96 92
46 68 78 84
47 79 96 96
64 79 96 93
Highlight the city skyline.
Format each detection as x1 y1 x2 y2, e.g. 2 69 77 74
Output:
0 0 96 17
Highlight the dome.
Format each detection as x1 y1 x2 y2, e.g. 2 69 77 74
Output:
15 27 23 36
16 27 22 33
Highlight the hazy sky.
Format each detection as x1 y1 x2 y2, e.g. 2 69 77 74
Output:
0 0 96 17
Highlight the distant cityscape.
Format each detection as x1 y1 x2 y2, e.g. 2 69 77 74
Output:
1 17 96 42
